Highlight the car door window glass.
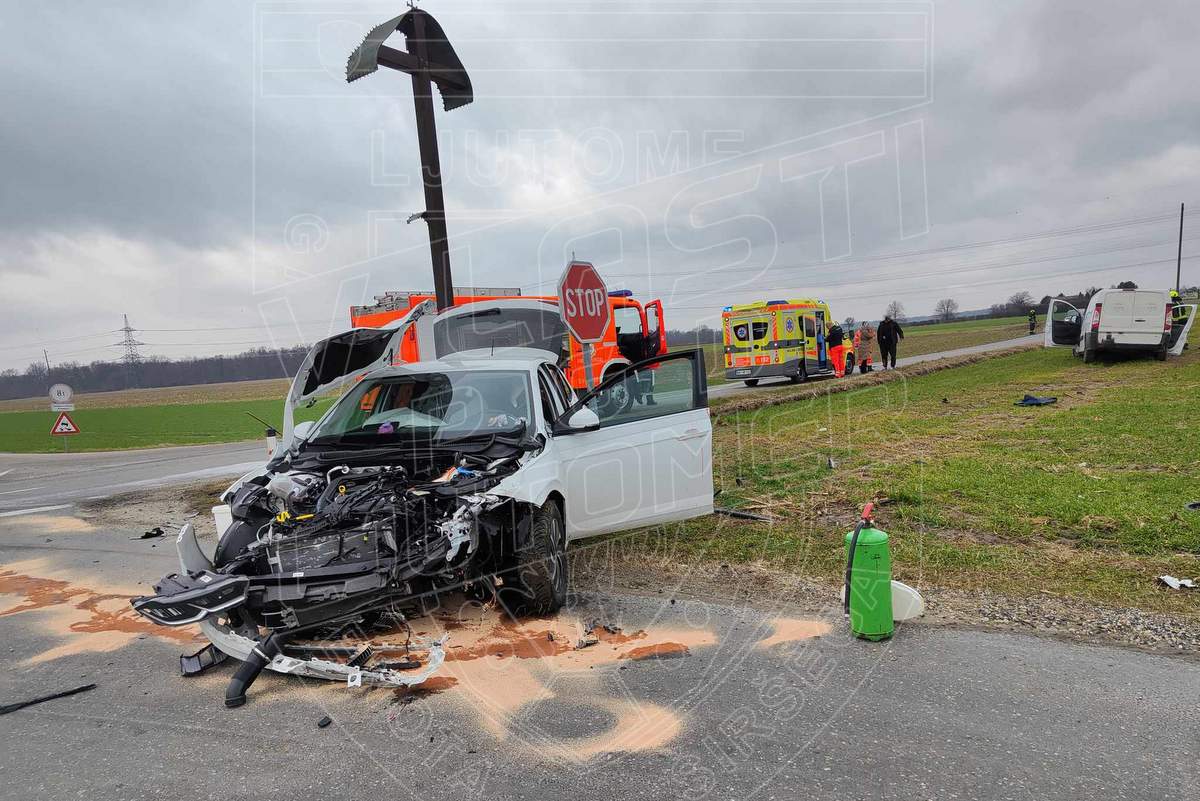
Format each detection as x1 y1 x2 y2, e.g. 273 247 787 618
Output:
614 306 642 334
537 374 559 424
585 354 702 427
546 365 575 406
751 321 769 340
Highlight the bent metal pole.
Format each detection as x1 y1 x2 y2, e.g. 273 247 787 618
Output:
346 8 474 312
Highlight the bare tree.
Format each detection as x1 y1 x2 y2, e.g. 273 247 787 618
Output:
884 300 905 320
934 298 959 322
1007 291 1034 313
843 316 856 329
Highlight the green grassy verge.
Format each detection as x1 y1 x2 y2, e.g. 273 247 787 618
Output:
670 335 1200 616
0 398 332 453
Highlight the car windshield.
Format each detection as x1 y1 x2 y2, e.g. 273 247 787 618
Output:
307 370 533 445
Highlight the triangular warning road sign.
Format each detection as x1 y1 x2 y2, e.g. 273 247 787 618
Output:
51 411 80 435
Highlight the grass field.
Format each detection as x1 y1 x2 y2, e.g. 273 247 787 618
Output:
0 377 291 413
0 397 332 452
668 333 1200 616
700 315 1030 384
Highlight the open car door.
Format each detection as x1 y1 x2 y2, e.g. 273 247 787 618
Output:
552 350 713 538
1044 299 1082 348
280 302 433 450
1169 304 1197 356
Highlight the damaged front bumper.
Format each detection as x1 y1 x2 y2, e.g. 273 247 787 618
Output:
134 522 448 707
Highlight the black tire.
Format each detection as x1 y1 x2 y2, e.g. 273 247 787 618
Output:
844 354 855 375
598 371 635 415
743 379 760 387
789 364 807 384
500 501 567 618
1155 348 1168 361
1082 347 1095 363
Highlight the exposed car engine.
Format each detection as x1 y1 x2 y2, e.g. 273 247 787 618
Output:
132 433 547 707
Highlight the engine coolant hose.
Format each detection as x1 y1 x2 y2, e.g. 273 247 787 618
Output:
225 631 288 708
842 502 875 616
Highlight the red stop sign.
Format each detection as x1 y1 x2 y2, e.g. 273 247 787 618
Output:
557 261 611 343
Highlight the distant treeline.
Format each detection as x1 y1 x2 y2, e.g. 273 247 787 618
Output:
7 281 1194 401
0 346 310 401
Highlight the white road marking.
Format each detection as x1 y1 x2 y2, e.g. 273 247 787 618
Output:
0 486 43 495
0 504 71 518
0 469 13 478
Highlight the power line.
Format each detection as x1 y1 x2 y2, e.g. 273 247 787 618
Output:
524 207 1197 290
655 233 1200 299
0 329 119 351
666 254 1196 311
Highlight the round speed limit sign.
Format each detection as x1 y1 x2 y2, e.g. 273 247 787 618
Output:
49 383 73 404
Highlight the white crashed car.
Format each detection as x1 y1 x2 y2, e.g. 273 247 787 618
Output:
131 325 712 707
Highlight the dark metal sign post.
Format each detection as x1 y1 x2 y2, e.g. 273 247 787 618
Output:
347 8 473 312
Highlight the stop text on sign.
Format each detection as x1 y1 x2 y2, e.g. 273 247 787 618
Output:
563 286 606 318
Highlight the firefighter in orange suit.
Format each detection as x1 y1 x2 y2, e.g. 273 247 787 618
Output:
827 321 847 377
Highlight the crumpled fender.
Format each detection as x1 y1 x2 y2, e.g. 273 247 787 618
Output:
488 449 561 510
176 522 213 573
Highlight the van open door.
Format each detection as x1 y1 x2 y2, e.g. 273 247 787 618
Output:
1045 299 1082 348
1169 304 1197 356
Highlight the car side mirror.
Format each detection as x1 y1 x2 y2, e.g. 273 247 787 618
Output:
292 420 316 441
556 406 600 435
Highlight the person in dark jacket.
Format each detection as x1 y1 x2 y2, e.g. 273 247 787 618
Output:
877 315 904 369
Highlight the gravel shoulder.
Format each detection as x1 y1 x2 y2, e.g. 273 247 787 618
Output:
79 480 1200 659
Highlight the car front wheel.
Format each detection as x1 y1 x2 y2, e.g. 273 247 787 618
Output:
499 500 567 618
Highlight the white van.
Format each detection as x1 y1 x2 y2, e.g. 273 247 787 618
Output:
1045 289 1195 361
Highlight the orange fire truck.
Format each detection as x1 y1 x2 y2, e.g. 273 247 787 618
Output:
349 287 667 394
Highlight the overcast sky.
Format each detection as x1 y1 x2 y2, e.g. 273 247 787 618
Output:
2 0 1198 371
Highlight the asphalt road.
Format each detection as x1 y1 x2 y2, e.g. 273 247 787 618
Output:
0 441 264 514
0 509 1194 801
707 333 1040 397
0 334 1038 515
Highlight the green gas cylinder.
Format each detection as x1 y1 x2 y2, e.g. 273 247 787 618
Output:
843 518 893 641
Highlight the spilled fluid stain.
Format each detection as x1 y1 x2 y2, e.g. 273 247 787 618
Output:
755 616 832 649
619 641 690 661
0 559 199 664
376 603 722 763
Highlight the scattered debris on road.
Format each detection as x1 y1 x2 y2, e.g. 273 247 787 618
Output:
180 643 228 676
135 526 164 540
1158 575 1196 591
713 506 772 522
0 682 96 716
317 715 333 729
